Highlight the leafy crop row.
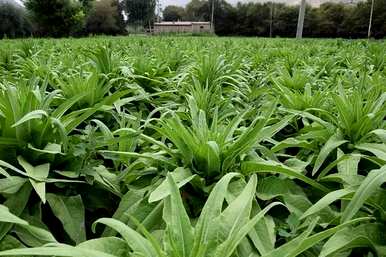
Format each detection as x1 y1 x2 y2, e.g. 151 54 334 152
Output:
0 37 385 257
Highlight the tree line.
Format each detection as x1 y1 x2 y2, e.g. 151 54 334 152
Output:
0 0 154 38
164 0 386 38
0 0 385 38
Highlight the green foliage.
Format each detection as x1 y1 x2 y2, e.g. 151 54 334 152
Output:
125 0 156 27
163 5 186 21
0 2 32 38
0 37 384 257
162 0 386 38
86 0 125 35
25 0 85 37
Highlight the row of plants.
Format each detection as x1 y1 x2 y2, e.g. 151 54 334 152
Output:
0 36 385 257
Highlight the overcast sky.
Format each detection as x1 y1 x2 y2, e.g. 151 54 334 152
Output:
160 0 301 8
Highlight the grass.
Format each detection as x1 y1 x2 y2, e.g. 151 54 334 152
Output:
0 36 384 257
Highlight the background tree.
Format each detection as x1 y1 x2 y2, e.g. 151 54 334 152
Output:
86 0 123 35
185 0 208 21
273 4 298 37
211 0 236 35
25 0 85 37
163 5 186 21
313 3 346 37
125 0 156 28
0 1 32 38
79 0 94 14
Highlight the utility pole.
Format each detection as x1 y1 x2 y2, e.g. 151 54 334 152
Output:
367 0 375 38
296 0 306 39
210 0 215 32
269 1 274 38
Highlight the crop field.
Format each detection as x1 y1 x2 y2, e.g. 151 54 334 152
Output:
0 36 385 257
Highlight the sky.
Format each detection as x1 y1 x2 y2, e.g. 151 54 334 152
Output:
160 0 301 8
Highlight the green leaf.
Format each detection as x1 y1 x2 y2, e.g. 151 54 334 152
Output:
227 179 276 255
261 218 368 257
28 143 63 155
0 235 26 253
215 202 281 257
163 174 194 257
93 218 158 257
17 157 49 203
285 218 370 257
11 110 48 128
14 224 57 247
0 177 27 194
0 184 32 241
369 129 386 143
0 246 117 257
102 189 145 237
0 205 28 225
300 188 355 220
242 160 329 192
77 237 130 257
46 194 86 244
190 173 241 256
341 166 386 223
272 138 314 152
312 133 348 176
320 223 386 257
355 143 386 161
149 168 195 203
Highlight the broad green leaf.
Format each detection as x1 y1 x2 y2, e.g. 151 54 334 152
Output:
0 235 25 253
190 173 240 256
272 138 314 152
46 194 86 244
27 143 63 155
149 167 195 203
260 217 319 257
369 129 386 143
337 149 360 179
0 205 28 225
320 223 386 257
261 218 368 257
205 141 221 176
223 116 267 172
11 110 48 128
0 246 117 257
99 150 177 167
14 224 57 247
0 184 32 241
52 93 87 118
0 177 27 194
286 218 370 257
312 133 348 176
341 166 386 223
355 143 386 161
242 160 329 192
77 237 130 257
102 189 145 237
216 175 258 241
227 179 276 255
17 157 49 203
93 218 158 257
215 202 282 257
163 174 194 257
0 161 27 177
300 188 355 220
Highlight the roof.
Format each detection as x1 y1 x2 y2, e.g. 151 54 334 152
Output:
154 22 210 26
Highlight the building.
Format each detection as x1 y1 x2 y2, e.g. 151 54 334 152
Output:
153 22 212 34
